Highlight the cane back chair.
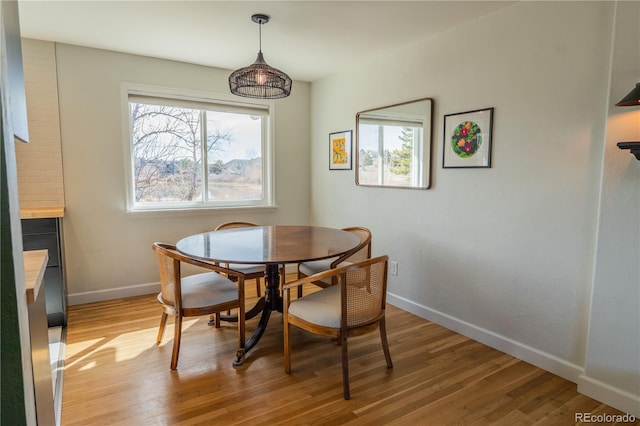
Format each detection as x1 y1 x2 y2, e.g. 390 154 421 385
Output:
215 221 286 294
152 242 246 369
283 255 393 400
296 226 372 297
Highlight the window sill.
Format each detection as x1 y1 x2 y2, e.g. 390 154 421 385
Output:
124 204 277 219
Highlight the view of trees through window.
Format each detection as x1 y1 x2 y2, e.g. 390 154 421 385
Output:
358 124 420 187
129 100 264 208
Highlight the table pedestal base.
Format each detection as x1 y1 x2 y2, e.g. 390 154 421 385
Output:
232 263 283 366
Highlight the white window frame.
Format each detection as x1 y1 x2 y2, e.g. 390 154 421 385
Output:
121 83 275 213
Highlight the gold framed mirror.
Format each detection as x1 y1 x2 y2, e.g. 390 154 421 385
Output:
356 98 433 189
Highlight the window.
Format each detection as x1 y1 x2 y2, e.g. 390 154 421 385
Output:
125 89 272 211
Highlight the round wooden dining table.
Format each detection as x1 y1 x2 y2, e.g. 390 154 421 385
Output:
176 225 361 365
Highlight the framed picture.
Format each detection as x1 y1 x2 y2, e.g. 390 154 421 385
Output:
443 107 494 168
329 130 352 170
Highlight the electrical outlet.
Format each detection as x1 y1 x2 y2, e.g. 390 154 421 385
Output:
390 261 398 276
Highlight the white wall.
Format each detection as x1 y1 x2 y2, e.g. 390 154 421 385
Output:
580 1 640 416
311 0 638 415
54 44 310 300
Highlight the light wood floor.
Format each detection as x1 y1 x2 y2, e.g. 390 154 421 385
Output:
61 279 636 425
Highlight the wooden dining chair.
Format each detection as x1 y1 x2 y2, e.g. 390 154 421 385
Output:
296 226 372 297
283 255 393 400
152 242 246 369
214 221 286 295
214 222 266 297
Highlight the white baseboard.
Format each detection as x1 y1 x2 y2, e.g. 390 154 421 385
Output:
578 375 640 417
386 292 584 383
68 282 160 306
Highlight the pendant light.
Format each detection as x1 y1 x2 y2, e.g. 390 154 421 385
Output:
615 82 640 160
615 82 640 106
229 14 292 99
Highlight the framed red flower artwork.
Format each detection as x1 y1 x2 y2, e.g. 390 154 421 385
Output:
443 108 493 168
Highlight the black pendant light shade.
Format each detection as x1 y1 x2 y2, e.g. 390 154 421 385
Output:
615 82 640 106
229 51 292 99
229 14 292 99
615 82 640 160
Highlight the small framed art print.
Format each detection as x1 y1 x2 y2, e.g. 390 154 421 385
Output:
329 130 352 170
443 108 493 168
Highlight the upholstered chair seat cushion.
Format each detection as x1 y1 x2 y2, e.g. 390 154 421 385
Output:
288 284 341 328
159 272 238 309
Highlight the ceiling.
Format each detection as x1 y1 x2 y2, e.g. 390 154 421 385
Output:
18 1 516 82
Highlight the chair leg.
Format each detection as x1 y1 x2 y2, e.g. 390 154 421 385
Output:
214 312 221 328
156 312 168 344
255 277 261 297
284 322 292 374
340 331 350 400
170 313 182 370
379 317 393 369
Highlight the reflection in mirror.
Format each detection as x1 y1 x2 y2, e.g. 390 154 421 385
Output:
356 98 433 189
